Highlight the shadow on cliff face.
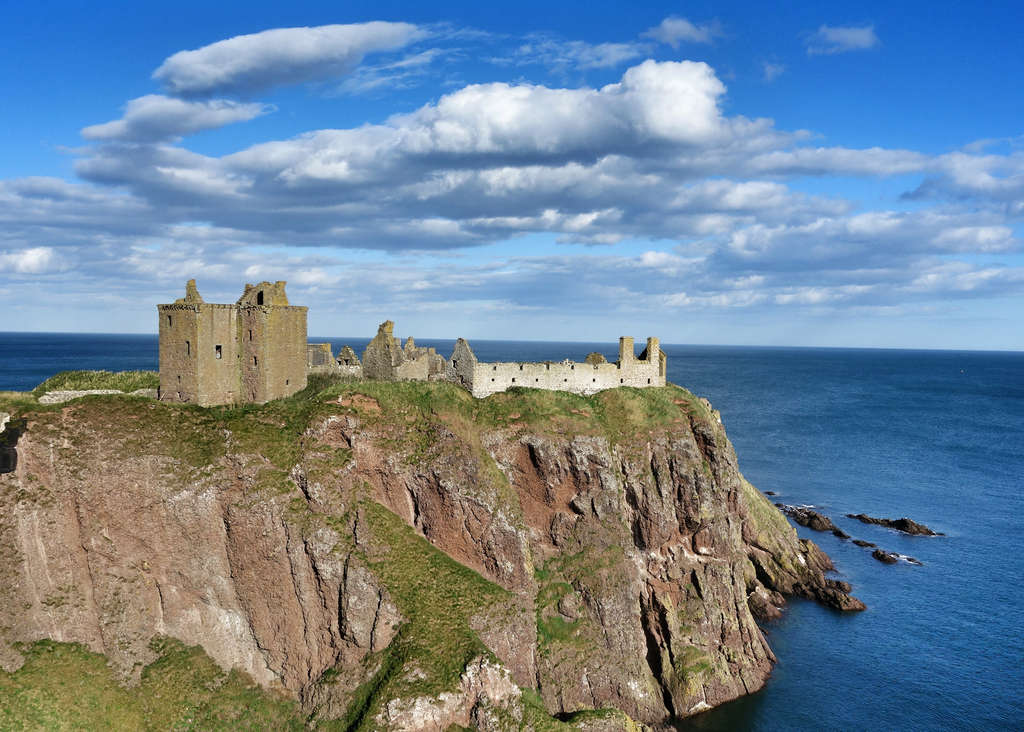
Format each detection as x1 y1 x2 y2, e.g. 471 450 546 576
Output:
0 419 24 474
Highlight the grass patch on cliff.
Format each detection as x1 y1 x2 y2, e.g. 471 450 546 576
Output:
0 638 302 730
31 370 159 398
337 501 508 730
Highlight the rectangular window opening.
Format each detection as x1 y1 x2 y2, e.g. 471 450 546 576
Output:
647 378 651 384
167 315 172 326
215 345 222 359
511 377 516 383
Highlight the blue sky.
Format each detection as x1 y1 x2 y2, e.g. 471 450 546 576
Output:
1 1 1022 349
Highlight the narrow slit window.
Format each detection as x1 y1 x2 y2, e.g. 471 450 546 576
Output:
286 379 289 386
167 315 172 326
215 345 222 359
511 377 516 383
185 340 190 356
254 356 258 366
647 378 651 384
249 329 253 341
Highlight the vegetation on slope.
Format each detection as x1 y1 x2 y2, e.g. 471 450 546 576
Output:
0 638 301 731
1 371 716 729
31 369 159 397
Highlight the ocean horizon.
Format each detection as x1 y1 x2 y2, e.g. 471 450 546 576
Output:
1 331 1022 729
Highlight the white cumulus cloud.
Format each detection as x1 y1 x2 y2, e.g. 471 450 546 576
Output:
0 246 62 274
81 95 272 142
153 22 424 96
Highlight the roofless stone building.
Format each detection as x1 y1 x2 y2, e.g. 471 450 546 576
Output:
159 280 664 405
158 280 307 406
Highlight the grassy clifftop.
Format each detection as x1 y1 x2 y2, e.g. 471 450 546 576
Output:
2 372 720 730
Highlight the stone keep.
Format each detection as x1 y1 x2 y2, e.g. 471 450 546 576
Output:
158 280 308 406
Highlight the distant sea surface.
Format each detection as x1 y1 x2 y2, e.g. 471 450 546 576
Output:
2 332 1023 730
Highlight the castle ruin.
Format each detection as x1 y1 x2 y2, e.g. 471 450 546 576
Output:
309 323 666 398
160 280 665 405
158 280 307 406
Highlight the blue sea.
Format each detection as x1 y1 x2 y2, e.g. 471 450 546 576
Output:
1 332 1022 730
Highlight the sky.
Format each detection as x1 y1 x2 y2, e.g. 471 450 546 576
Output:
1 1 1022 350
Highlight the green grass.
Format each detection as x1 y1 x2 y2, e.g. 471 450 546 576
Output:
32 370 159 398
330 501 510 730
2 373 708 728
0 638 303 731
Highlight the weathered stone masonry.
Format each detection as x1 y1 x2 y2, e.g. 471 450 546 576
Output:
311 323 667 399
161 280 665 405
158 280 307 406
446 335 666 398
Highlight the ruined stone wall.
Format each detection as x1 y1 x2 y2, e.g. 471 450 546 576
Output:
159 303 245 406
158 304 200 403
455 336 666 399
307 343 334 370
195 305 242 406
239 305 307 402
159 280 307 406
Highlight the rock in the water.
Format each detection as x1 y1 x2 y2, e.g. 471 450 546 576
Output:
831 527 850 540
764 490 776 496
777 504 837 533
852 539 876 548
846 513 942 536
872 549 899 564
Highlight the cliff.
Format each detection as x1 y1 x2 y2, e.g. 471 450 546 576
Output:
0 377 862 730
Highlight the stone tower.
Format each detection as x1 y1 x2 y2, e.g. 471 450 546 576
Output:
157 280 308 406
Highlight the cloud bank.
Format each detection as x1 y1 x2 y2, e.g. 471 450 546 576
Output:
153 22 424 96
2 22 1021 345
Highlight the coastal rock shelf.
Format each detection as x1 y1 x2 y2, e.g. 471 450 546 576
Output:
0 379 863 729
846 513 942 536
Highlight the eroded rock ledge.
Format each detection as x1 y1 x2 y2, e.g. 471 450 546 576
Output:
0 381 862 729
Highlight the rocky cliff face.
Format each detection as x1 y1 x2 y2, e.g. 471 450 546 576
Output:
0 381 861 730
